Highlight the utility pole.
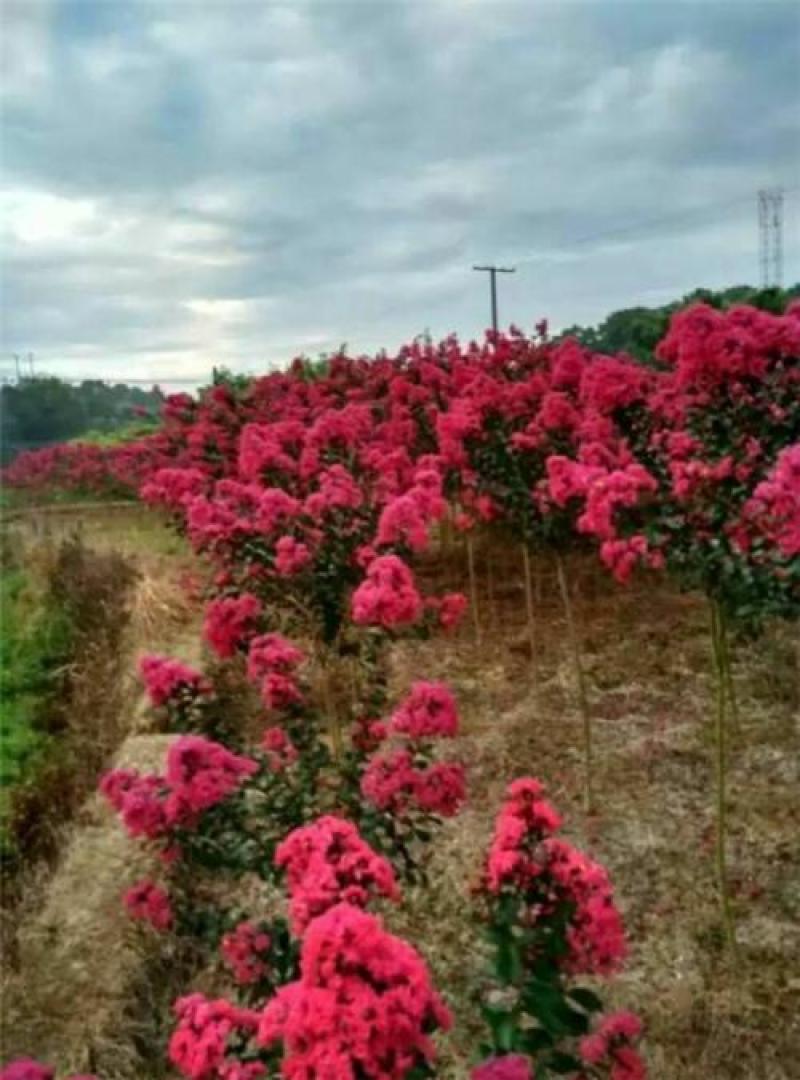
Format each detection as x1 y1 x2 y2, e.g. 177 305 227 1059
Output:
473 265 516 336
758 188 784 288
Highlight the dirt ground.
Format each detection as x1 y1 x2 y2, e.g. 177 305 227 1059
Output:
391 545 800 1079
3 519 798 1078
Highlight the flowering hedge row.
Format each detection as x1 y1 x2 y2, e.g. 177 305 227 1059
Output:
6 304 798 625
5 301 799 1077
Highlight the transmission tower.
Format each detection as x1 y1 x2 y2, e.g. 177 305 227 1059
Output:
758 188 784 288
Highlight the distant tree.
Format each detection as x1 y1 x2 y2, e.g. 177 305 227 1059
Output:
0 375 163 464
211 366 254 393
559 283 800 365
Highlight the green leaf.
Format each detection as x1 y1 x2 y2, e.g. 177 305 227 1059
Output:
567 987 604 1013
545 1051 582 1074
519 1028 553 1054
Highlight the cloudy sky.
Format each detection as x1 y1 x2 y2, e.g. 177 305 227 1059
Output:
2 0 799 388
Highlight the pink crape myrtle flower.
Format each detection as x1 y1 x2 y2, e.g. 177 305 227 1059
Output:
350 555 423 628
390 681 460 739
169 993 260 1080
360 751 466 818
600 535 664 584
438 591 468 631
101 739 258 845
360 749 418 812
274 534 312 575
376 493 431 551
139 654 211 709
275 815 400 934
260 672 303 711
140 466 208 512
545 838 627 976
100 768 172 840
123 879 173 931
471 1054 532 1080
257 903 451 1078
165 735 258 818
217 1065 265 1080
744 443 800 557
580 1011 646 1079
246 634 305 682
260 726 299 771
203 594 262 658
485 779 627 977
0 1063 54 1080
413 762 467 817
221 921 272 986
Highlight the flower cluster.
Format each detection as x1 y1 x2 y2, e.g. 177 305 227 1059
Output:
359 682 467 819
580 1011 646 1080
246 633 305 711
361 751 467 818
485 778 626 976
275 816 400 934
390 680 459 739
203 594 262 659
139 654 212 710
165 735 259 819
169 993 261 1080
471 1055 532 1080
101 735 258 843
256 903 452 1078
0 1063 97 1080
221 921 272 986
351 555 423 628
259 726 299 772
123 878 173 931
743 443 800 558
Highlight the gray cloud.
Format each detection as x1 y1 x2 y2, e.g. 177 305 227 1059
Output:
1 0 798 384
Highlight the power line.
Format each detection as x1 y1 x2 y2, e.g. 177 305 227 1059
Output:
513 187 799 263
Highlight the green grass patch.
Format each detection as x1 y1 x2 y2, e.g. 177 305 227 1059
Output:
0 566 72 851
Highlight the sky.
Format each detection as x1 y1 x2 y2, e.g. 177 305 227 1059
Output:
1 0 799 389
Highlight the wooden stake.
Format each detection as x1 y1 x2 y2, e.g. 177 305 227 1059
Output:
522 543 537 683
555 553 593 814
486 545 496 631
467 532 481 644
710 599 738 953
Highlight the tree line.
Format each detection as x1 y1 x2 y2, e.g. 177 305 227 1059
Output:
1 377 163 465
559 283 800 364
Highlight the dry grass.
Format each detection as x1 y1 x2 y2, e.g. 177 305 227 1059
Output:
389 545 800 1079
1 513 205 1074
2 737 174 1076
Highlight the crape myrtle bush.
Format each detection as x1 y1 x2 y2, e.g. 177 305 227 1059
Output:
6 303 797 624
6 300 800 1077
93 646 643 1079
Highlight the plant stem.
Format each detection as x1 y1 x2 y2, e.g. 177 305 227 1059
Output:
555 553 593 814
486 545 496 630
719 608 740 733
467 532 482 645
710 598 737 953
521 543 538 687
321 650 343 762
